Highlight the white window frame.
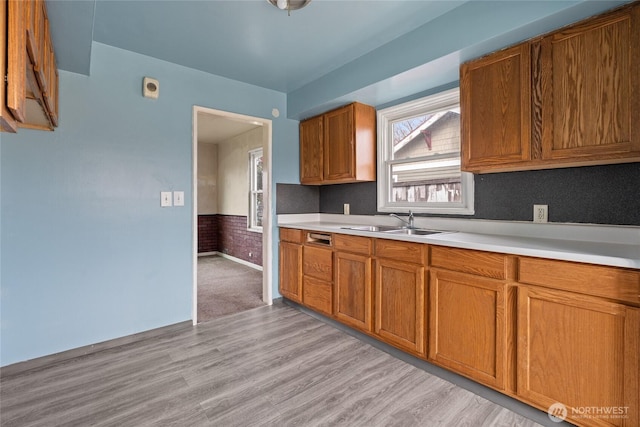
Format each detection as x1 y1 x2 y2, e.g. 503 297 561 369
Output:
376 88 474 215
248 148 263 232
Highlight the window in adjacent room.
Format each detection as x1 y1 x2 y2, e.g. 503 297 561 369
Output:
377 87 474 215
248 148 264 231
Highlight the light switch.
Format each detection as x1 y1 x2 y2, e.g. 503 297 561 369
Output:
174 191 184 207
161 191 173 207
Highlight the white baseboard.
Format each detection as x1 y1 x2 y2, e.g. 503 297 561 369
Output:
198 251 219 257
200 251 263 272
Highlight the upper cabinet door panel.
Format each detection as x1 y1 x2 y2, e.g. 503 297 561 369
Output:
6 0 27 123
0 0 17 132
461 43 531 171
324 105 355 181
542 4 640 160
300 115 324 184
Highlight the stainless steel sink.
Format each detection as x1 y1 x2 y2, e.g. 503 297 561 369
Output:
341 225 405 232
382 228 444 236
341 225 446 235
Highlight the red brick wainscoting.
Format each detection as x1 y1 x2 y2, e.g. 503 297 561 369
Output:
198 215 218 253
198 214 262 267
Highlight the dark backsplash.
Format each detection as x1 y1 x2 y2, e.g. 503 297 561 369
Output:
276 184 320 214
277 163 640 226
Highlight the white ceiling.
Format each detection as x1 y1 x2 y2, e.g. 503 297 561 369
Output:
197 113 262 145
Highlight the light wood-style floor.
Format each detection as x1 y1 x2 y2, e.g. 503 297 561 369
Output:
1 304 543 427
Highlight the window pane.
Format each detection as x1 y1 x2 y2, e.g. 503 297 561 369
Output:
254 192 263 227
255 155 263 191
392 108 460 161
390 159 461 203
391 182 462 203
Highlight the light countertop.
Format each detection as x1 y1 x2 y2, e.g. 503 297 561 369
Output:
278 214 640 269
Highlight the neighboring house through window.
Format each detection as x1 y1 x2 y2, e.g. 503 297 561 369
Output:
377 88 474 215
249 148 263 231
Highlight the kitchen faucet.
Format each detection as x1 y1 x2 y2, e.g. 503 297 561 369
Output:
390 210 415 229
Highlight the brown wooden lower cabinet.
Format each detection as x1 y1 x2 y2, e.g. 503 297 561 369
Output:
518 285 640 427
375 258 426 356
334 251 372 332
278 241 302 303
429 269 509 391
278 228 640 427
301 244 333 316
302 276 332 316
302 245 333 282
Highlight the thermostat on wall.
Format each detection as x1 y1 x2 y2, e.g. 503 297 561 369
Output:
143 77 159 99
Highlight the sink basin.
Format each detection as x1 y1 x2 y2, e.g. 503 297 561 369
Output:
382 228 444 236
341 225 405 232
341 225 446 236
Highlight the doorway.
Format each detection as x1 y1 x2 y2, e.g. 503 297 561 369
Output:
192 106 273 324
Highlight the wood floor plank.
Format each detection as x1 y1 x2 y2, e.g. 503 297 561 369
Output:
1 304 544 427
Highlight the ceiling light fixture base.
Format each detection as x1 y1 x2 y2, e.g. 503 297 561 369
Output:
267 0 311 15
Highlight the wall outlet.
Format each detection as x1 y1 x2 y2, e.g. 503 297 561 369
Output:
343 203 350 215
533 204 548 223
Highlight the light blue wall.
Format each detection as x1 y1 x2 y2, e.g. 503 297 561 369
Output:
287 0 632 119
0 42 295 366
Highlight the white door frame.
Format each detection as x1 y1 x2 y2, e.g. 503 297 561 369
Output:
191 106 273 325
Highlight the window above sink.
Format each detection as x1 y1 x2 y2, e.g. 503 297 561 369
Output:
377 88 474 216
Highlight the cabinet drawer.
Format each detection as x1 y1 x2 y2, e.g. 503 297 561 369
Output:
334 234 372 255
303 276 332 316
431 246 510 280
303 246 333 282
280 228 303 243
375 239 426 264
518 257 640 305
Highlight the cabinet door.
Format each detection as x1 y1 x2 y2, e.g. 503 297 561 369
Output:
279 242 302 302
324 105 355 181
429 269 509 390
303 276 332 316
300 115 323 184
0 0 17 132
541 5 640 162
335 251 372 332
6 0 27 122
518 285 639 427
375 259 426 356
461 43 532 172
302 245 332 282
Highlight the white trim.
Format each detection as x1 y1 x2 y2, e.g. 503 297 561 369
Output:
248 147 264 233
192 106 274 326
198 251 219 257
217 252 264 272
376 88 474 215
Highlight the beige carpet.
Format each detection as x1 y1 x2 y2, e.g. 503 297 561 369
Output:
197 255 266 323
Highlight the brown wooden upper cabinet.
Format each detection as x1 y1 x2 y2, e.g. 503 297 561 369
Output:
461 2 640 173
300 102 376 185
1 0 59 133
460 43 532 172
